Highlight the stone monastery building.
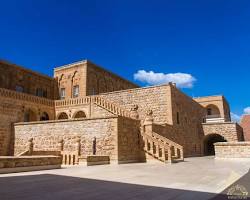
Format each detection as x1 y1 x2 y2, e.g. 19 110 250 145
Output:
0 60 245 164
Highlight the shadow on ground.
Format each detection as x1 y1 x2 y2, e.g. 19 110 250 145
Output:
0 169 249 200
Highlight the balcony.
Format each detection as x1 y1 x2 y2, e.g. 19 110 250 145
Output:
205 114 225 123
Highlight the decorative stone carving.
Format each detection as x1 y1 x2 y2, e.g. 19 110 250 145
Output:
143 109 153 126
130 104 139 119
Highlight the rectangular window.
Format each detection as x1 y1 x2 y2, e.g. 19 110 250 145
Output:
16 85 24 93
36 88 48 98
36 88 43 97
73 85 79 98
60 88 65 99
177 112 180 124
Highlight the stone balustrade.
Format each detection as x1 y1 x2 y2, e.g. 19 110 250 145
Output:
55 95 131 118
0 87 54 106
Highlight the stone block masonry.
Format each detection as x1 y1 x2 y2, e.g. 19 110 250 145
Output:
202 122 244 142
100 84 172 124
14 116 142 163
215 142 250 158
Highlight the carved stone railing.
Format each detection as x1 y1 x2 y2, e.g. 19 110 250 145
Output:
61 151 79 165
141 110 184 163
141 132 171 163
92 96 131 118
55 96 92 107
151 131 184 161
0 88 54 106
55 96 131 118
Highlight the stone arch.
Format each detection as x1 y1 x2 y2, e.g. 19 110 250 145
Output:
203 134 227 155
206 104 221 117
24 109 37 122
40 112 49 121
57 112 69 120
73 111 86 119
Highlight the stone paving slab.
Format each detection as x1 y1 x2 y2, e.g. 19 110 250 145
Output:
0 156 249 200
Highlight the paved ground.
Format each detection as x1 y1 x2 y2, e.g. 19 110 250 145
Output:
0 156 250 200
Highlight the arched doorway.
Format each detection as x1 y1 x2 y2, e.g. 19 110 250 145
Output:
40 112 49 121
73 111 86 118
24 109 37 122
204 134 227 155
57 112 68 120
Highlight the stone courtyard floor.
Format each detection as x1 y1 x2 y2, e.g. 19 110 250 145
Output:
0 156 250 200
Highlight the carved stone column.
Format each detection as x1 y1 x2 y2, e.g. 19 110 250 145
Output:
143 109 153 135
28 138 34 155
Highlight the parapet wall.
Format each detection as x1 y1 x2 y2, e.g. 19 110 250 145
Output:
14 116 142 163
215 142 250 158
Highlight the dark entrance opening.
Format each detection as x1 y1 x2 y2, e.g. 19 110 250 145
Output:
204 134 227 155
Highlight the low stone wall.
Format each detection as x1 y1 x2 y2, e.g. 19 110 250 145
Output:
0 156 61 173
215 142 250 158
86 155 110 166
14 116 142 163
14 117 118 160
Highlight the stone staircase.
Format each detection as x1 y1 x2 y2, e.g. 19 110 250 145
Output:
92 96 131 117
141 130 184 163
55 95 184 164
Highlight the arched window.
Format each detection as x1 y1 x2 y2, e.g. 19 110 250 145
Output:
73 111 86 119
40 112 49 121
57 112 68 120
206 105 221 118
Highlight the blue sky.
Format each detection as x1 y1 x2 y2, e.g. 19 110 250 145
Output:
0 0 250 120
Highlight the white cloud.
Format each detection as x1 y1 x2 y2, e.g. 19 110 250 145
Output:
134 70 196 88
231 112 241 122
244 107 250 114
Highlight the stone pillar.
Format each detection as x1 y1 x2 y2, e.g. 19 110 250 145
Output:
28 138 34 155
143 110 153 135
155 144 160 158
130 104 139 120
168 146 172 164
59 139 64 151
76 138 81 156
93 137 97 155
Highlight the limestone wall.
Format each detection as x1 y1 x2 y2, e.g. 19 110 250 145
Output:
117 117 142 163
215 142 250 158
14 116 142 163
86 61 138 95
14 117 118 160
202 122 244 142
0 60 57 100
0 89 55 156
170 85 206 156
54 61 87 99
0 156 61 169
100 85 172 124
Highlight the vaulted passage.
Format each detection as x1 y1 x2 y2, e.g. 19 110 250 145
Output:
73 111 86 119
57 112 68 120
204 134 227 155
